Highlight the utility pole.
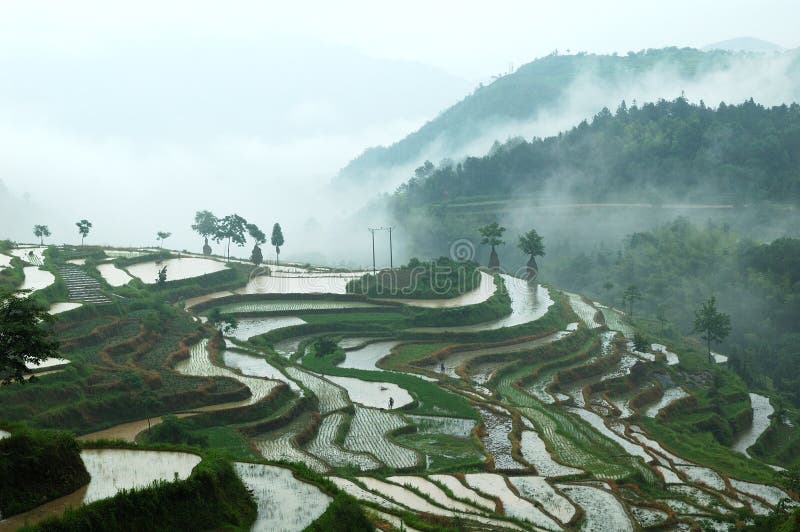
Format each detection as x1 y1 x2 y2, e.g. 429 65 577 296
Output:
368 228 378 275
368 226 395 273
388 226 393 269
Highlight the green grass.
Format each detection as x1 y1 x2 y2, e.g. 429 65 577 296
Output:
394 432 485 471
638 417 776 483
379 342 452 371
190 426 262 461
301 346 478 420
492 333 654 482
299 312 407 325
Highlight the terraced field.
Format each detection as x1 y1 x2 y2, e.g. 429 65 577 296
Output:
4 247 796 531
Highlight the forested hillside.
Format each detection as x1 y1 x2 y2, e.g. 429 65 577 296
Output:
337 47 800 186
551 218 800 405
392 97 800 208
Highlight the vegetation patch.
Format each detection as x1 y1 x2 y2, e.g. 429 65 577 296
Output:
0 427 90 517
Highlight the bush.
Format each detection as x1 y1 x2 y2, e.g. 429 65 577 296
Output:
0 428 90 517
23 454 256 532
139 415 208 446
306 493 373 531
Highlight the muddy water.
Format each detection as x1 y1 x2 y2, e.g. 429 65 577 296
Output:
0 449 200 529
78 413 196 442
374 271 496 308
126 257 228 284
183 290 235 308
96 263 133 287
409 275 553 334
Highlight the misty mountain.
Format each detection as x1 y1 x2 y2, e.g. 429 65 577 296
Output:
394 97 800 207
702 37 785 53
336 47 800 190
388 98 800 263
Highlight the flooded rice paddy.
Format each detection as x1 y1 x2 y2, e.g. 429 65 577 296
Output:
222 350 299 392
228 316 307 342
20 266 55 292
236 271 366 295
47 302 83 314
340 340 401 371
96 263 133 286
174 340 281 407
1 449 200 528
374 271 496 308
125 257 228 284
409 274 553 333
731 393 773 458
323 375 412 409
233 463 332 532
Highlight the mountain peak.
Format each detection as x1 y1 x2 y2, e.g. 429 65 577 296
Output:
702 37 784 53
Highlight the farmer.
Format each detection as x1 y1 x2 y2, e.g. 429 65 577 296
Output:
388 397 394 409
440 361 445 373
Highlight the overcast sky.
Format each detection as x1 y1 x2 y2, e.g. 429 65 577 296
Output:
1 0 798 259
1 0 798 79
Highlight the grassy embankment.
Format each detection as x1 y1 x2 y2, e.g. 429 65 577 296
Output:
0 427 90 517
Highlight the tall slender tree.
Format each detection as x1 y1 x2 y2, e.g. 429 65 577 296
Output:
32 225 51 246
623 285 643 318
518 228 545 282
271 223 284 266
214 214 248 262
247 223 266 266
693 296 731 363
478 222 505 269
156 231 172 248
191 210 218 255
76 219 92 247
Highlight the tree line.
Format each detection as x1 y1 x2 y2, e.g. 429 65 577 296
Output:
392 97 800 211
27 213 286 266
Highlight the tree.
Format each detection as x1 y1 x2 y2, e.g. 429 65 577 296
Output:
0 291 60 384
271 223 284 266
156 231 172 248
633 332 649 352
518 228 545 281
213 214 248 262
155 266 167 287
247 223 266 266
207 308 238 335
693 296 731 363
75 219 92 247
33 225 51 245
191 210 218 255
622 285 643 318
478 222 506 269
